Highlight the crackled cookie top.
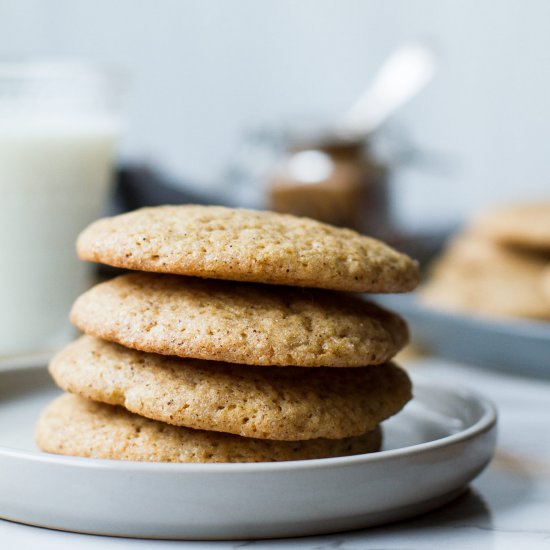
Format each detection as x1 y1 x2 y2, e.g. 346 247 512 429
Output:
77 205 419 293
49 336 411 441
36 394 382 463
70 273 408 367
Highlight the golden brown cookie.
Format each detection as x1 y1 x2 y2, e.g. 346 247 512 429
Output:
421 234 550 320
70 273 409 367
472 203 550 251
49 336 412 441
77 205 419 293
36 394 382 463
421 275 550 320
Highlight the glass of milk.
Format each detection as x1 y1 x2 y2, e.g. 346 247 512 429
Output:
0 61 123 356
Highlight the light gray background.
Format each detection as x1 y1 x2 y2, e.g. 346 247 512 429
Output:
1 0 549 229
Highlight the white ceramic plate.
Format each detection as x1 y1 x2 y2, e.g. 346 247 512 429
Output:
0 350 53 371
378 294 550 378
0 363 496 540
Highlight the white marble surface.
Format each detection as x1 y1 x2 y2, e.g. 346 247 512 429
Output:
2 357 549 550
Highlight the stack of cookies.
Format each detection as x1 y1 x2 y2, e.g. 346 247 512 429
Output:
36 206 419 463
422 202 550 320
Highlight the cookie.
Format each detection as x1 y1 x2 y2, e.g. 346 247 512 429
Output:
76 205 419 293
421 234 550 319
421 274 550 320
49 336 412 441
472 203 550 251
430 232 549 276
36 394 382 463
70 273 409 367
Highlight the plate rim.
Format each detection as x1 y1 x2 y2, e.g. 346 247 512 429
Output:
0 365 497 474
379 293 550 340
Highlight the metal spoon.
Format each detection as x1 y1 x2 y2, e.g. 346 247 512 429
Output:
336 42 437 140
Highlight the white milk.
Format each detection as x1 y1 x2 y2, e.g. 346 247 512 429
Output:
0 116 119 355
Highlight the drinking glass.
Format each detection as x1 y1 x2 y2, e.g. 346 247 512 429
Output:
0 61 124 355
